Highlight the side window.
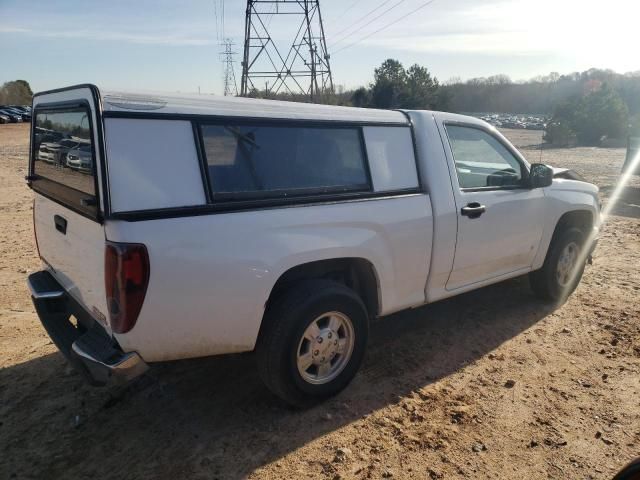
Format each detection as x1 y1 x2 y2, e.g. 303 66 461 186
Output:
363 126 418 192
200 124 369 199
446 125 523 189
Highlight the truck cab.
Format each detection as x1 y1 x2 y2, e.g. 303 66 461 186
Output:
27 85 600 405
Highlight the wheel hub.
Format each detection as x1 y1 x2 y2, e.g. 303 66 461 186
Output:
556 241 579 287
297 311 355 385
312 329 339 364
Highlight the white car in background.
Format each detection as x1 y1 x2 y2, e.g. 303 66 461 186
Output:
65 144 93 172
37 139 85 165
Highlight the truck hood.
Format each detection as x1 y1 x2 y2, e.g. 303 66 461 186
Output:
550 166 596 188
546 165 599 196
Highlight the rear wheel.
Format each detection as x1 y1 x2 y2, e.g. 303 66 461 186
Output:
530 227 586 301
256 280 369 407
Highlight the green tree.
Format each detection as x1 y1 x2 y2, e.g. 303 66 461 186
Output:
368 59 444 110
402 64 440 109
543 120 576 146
574 84 628 144
370 79 397 109
0 80 33 105
544 96 581 145
545 85 629 146
351 87 369 108
373 58 406 86
370 59 406 109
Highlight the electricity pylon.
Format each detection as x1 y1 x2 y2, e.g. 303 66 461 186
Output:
221 38 238 96
240 0 334 101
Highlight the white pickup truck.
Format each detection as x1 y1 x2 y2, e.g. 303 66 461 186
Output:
27 85 599 406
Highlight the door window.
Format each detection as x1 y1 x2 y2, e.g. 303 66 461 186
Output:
446 125 523 189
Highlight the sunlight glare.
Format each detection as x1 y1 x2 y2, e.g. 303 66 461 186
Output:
562 147 640 303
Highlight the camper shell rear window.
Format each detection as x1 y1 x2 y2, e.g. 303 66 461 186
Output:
30 104 99 219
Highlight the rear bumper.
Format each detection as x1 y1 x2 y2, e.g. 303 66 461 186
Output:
28 270 148 386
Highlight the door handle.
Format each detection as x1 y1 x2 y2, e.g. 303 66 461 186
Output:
461 202 486 219
54 215 67 235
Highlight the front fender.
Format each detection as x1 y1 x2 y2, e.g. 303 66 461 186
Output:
531 179 600 270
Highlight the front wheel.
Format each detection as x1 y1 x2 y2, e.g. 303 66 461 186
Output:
256 280 369 407
530 227 586 301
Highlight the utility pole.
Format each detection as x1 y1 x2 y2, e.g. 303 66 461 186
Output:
240 0 334 102
221 38 238 96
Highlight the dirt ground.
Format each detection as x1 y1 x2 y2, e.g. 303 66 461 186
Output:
1 124 639 480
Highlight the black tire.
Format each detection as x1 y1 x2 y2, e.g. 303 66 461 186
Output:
256 279 369 407
529 227 586 301
613 457 640 480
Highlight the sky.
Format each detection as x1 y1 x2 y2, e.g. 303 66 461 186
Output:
1 0 638 96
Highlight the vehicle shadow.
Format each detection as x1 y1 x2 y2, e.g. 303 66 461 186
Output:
600 185 640 219
1 276 556 480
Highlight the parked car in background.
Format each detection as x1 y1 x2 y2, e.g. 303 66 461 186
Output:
27 85 600 406
0 106 31 121
36 142 59 164
0 108 23 123
37 138 85 165
477 113 547 130
33 128 65 152
65 143 93 172
0 113 11 124
10 105 31 113
12 106 32 122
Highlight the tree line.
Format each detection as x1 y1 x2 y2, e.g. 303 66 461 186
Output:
272 63 639 146
9 63 639 145
442 69 640 116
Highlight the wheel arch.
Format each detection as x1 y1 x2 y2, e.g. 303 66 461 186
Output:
533 209 595 271
550 210 594 242
264 257 381 321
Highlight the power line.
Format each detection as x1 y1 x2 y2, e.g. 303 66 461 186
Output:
213 1 219 41
221 0 225 39
330 0 395 41
329 0 408 49
332 0 438 54
329 0 365 24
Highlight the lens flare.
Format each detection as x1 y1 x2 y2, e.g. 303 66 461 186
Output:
600 149 640 223
560 147 640 303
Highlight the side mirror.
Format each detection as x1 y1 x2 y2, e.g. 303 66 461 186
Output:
528 163 553 188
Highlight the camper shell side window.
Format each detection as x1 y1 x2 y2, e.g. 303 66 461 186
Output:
198 122 372 202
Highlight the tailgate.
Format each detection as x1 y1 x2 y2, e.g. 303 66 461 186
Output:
33 196 108 326
29 85 110 329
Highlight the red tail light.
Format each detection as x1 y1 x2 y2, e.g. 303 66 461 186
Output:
105 242 150 334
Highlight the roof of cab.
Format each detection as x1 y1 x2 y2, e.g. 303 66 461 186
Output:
100 88 409 124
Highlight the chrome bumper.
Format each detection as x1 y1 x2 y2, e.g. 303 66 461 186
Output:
71 342 148 385
27 270 148 386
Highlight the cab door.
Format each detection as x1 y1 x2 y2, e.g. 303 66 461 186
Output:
436 118 546 291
